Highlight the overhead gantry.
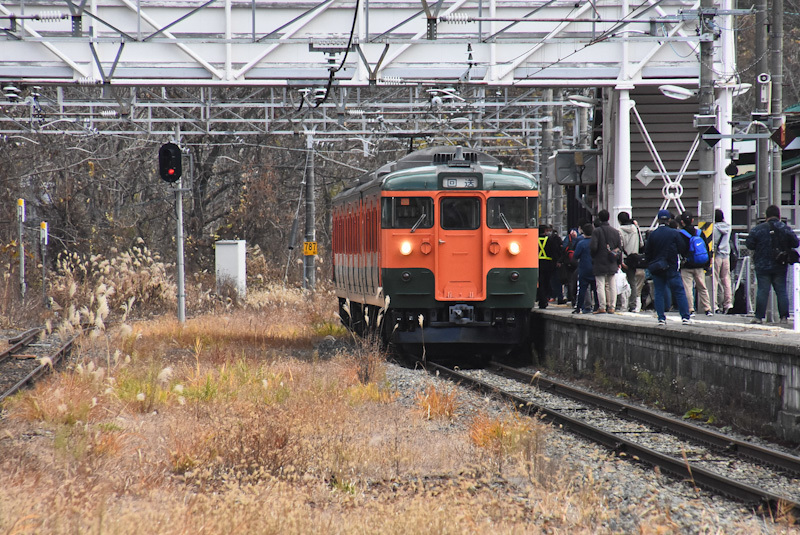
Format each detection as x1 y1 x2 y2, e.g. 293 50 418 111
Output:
0 0 742 221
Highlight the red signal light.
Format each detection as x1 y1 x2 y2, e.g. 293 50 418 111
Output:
158 143 182 183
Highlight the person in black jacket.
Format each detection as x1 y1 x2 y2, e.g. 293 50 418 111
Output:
645 210 692 326
589 209 622 313
537 225 562 309
745 205 800 324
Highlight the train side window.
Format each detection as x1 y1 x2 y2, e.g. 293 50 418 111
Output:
440 197 480 230
487 197 538 229
381 197 433 229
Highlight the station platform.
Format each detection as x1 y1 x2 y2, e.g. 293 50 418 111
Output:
537 302 800 347
530 304 800 443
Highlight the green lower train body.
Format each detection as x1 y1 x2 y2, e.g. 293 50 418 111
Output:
337 267 538 356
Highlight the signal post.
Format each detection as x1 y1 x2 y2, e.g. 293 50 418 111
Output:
158 141 186 323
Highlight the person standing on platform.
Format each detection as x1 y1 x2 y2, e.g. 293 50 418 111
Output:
678 211 713 316
537 225 561 309
618 211 646 312
560 227 582 305
645 209 692 326
712 209 733 314
745 204 799 324
572 223 598 313
589 209 622 313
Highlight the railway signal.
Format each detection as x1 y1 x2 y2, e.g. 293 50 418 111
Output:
158 142 182 182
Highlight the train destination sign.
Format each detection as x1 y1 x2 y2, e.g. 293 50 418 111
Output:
441 175 480 189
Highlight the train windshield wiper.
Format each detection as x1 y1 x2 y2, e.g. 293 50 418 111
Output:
410 213 427 233
499 212 512 232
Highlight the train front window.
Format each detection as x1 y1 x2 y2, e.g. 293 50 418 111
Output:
487 197 537 229
381 197 433 229
440 197 480 230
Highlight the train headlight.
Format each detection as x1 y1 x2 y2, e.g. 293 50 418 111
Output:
508 242 521 255
400 241 413 256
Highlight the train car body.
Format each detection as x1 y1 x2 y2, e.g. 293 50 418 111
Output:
332 146 539 357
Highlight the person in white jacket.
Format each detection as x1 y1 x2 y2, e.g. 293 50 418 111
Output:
712 209 733 313
617 211 646 312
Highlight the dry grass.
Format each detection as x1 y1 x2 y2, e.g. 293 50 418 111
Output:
0 275 791 533
414 384 460 420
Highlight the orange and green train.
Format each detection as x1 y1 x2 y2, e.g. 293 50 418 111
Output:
332 146 539 357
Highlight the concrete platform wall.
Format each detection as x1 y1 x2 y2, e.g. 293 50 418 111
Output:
531 312 800 443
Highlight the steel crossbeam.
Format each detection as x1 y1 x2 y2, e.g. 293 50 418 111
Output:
0 1 702 87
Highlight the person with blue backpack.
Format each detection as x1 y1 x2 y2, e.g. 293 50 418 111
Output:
678 211 713 316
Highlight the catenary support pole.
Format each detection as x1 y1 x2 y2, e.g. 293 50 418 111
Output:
303 135 316 290
770 0 784 211
17 198 25 298
175 125 186 324
715 0 735 220
697 0 715 225
40 222 48 308
755 0 769 219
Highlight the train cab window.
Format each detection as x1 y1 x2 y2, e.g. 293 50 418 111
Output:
381 197 433 229
440 197 480 230
487 197 538 229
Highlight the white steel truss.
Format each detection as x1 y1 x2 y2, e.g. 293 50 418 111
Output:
0 0 705 88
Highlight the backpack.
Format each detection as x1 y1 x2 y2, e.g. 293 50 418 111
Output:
769 221 800 265
680 228 709 265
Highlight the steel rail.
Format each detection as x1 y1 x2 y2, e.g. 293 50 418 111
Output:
427 361 800 518
0 327 42 366
488 361 800 476
0 337 75 403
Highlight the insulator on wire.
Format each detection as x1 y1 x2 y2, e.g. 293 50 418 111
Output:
77 77 102 85
346 108 364 116
36 11 66 22
379 76 404 85
100 110 118 118
440 13 471 23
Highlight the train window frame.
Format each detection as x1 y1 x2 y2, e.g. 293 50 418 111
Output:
440 197 481 230
381 197 434 229
487 197 538 229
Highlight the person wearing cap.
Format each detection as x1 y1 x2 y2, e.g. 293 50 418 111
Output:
678 211 712 317
645 209 692 326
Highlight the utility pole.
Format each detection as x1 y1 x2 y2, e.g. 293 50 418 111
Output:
17 198 25 298
40 221 48 307
770 0 784 210
541 88 553 226
303 135 316 290
697 0 716 224
755 0 770 220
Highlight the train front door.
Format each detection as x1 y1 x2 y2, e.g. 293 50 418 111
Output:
436 196 485 301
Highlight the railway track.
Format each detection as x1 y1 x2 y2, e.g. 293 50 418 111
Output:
0 328 75 403
427 361 800 519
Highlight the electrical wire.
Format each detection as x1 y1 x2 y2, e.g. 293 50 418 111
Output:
314 0 361 109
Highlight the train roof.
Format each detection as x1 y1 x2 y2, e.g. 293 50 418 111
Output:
333 146 537 203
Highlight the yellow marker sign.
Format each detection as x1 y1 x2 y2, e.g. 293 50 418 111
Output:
303 241 318 256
